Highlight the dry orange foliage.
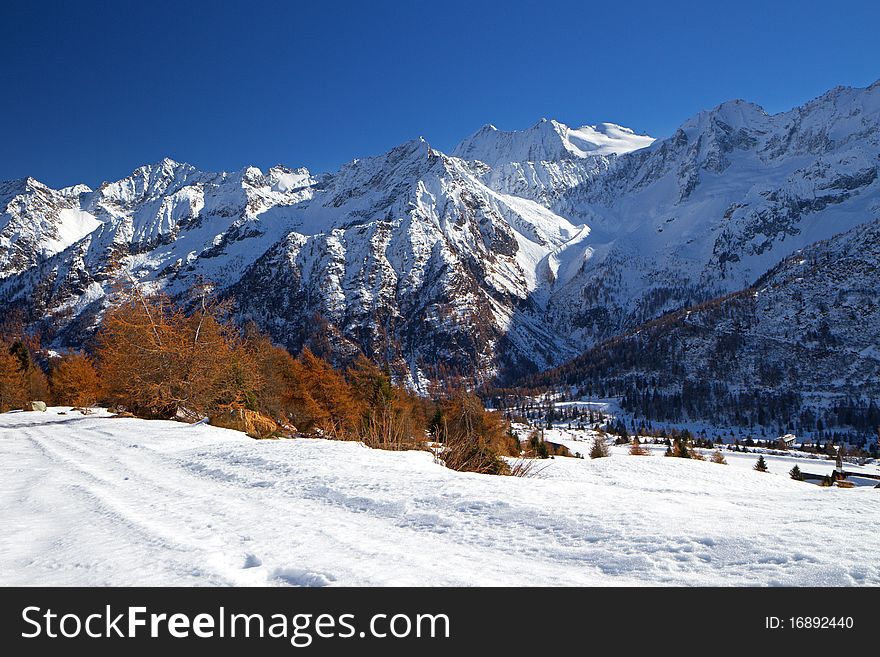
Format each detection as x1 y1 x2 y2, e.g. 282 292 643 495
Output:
50 353 104 407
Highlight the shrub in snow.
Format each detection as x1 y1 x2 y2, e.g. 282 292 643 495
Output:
210 407 279 439
526 431 550 459
508 458 548 478
754 455 769 472
667 436 703 459
435 393 515 475
710 450 727 464
629 437 649 456
590 435 609 459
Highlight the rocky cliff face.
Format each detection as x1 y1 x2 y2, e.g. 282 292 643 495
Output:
229 139 588 383
0 177 96 277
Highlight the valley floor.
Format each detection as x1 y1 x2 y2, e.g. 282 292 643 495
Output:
1 409 878 586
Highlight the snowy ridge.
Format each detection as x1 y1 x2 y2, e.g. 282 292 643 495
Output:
538 79 880 349
453 118 654 166
0 178 98 278
2 79 880 400
452 119 654 208
230 139 586 381
535 215 880 437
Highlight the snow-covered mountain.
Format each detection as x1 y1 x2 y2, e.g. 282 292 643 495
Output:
0 178 97 277
533 215 880 442
228 138 596 382
534 83 880 347
2 80 879 403
0 139 592 382
453 119 653 208
454 118 654 165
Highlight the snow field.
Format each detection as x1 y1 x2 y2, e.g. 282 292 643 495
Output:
1 409 878 587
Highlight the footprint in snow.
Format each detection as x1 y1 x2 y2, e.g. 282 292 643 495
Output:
271 567 335 587
242 553 263 569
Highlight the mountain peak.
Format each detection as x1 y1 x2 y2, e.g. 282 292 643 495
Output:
23 176 49 190
454 118 653 166
0 177 48 206
799 79 880 116
392 137 434 159
123 157 193 181
59 183 92 198
240 165 264 181
531 117 566 131
681 99 769 135
94 158 201 206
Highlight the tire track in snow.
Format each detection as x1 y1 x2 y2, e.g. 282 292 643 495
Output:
16 420 411 585
7 411 876 586
19 425 290 584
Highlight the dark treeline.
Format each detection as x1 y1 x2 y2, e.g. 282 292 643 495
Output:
499 371 879 450
511 289 880 448
482 386 878 460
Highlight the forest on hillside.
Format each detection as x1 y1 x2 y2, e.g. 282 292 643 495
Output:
0 284 523 476
512 290 880 448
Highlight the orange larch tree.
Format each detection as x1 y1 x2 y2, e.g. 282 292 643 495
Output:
50 353 105 407
0 347 28 412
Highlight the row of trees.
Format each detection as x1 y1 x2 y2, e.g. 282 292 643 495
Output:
1 351 101 409
0 335 101 412
1 286 522 474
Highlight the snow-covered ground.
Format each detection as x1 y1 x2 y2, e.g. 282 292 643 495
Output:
1 409 878 586
538 425 880 484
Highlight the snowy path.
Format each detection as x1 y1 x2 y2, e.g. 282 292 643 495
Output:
1 409 878 586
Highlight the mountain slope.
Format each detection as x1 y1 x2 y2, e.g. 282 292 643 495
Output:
535 83 880 348
0 178 97 278
231 139 586 383
453 119 654 208
1 80 879 400
532 216 880 440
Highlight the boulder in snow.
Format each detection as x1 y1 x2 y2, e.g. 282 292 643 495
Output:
209 407 279 439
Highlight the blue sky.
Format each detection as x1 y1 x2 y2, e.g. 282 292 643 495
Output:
1 0 878 188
